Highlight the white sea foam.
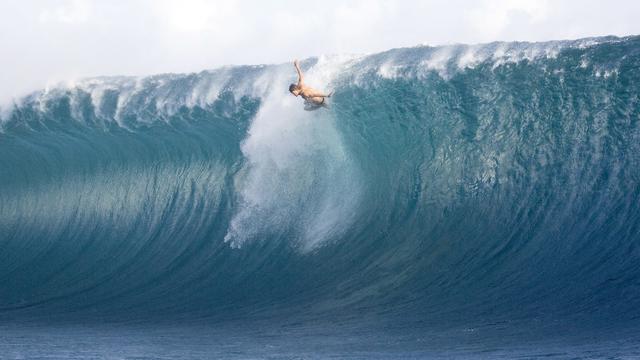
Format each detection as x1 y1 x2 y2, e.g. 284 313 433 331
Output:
224 60 360 251
377 62 399 79
371 37 620 81
579 57 589 69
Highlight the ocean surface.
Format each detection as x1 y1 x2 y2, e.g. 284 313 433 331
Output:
1 35 640 359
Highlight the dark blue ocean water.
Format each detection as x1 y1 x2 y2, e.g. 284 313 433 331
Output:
1 36 640 358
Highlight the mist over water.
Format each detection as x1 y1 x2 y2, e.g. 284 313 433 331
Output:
1 36 640 358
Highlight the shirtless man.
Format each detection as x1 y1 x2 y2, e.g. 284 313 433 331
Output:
289 60 333 106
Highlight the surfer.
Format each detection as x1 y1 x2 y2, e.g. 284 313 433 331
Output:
289 60 333 106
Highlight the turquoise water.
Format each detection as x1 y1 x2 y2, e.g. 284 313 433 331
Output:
1 35 640 358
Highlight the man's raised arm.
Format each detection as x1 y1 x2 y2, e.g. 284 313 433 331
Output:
294 60 304 86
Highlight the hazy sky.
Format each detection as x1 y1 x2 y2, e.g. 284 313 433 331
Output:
1 0 639 101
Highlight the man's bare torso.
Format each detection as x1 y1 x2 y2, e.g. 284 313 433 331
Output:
289 60 332 106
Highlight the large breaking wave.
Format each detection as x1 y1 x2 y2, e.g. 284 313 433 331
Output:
1 36 639 340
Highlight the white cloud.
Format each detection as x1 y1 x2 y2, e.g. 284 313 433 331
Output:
38 0 92 24
468 0 550 40
156 0 238 32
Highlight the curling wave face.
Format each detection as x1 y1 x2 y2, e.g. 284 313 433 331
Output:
1 36 640 336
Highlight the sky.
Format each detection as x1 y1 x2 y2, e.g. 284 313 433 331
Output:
1 0 639 102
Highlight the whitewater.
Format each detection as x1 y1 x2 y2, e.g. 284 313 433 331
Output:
1 35 640 358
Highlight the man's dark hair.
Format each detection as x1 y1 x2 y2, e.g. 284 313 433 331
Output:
289 83 298 92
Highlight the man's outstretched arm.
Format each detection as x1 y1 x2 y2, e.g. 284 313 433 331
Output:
294 60 304 86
